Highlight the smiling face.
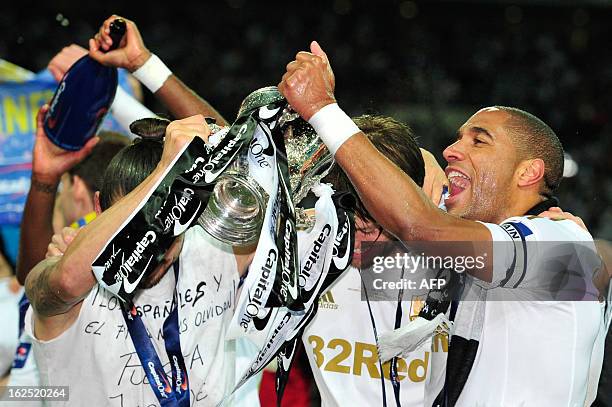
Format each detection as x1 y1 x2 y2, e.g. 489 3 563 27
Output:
443 107 521 223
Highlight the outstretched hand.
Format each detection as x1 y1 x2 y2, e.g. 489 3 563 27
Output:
278 41 336 121
88 14 151 72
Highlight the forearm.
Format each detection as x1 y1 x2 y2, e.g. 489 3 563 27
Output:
57 164 167 296
154 75 228 125
335 134 444 240
26 257 85 338
27 165 166 316
16 177 58 285
336 134 493 281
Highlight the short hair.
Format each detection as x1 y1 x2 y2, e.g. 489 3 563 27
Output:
322 115 425 223
495 106 564 196
98 120 167 211
69 131 130 194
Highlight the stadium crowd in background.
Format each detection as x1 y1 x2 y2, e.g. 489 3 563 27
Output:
0 5 610 407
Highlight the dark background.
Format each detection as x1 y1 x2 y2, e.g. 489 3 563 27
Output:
1 1 611 404
1 0 611 239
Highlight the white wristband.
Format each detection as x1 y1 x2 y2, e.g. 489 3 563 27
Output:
308 103 360 155
132 54 172 93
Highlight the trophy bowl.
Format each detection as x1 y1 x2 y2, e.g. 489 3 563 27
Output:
197 152 268 246
197 85 333 246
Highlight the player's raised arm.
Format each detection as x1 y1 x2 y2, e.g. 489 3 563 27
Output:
89 15 228 125
279 42 494 279
26 116 210 338
16 106 99 285
279 42 489 241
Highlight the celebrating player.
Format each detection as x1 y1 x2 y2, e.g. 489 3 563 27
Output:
24 116 254 406
280 41 609 406
303 115 449 406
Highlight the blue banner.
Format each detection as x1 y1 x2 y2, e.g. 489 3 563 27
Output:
0 63 133 225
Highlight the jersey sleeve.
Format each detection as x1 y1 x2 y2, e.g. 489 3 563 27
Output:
476 217 598 295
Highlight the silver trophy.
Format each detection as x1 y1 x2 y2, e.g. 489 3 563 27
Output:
197 86 332 246
197 149 268 246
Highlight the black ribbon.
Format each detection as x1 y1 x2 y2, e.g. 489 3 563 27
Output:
274 205 356 405
91 99 302 313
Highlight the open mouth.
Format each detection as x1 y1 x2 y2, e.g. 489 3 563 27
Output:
445 168 471 201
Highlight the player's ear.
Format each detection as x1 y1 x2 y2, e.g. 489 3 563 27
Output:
516 158 545 189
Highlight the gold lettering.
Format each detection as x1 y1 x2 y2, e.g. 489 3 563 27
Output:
432 332 449 353
353 341 380 378
307 336 430 382
325 338 351 374
308 335 325 368
407 351 429 382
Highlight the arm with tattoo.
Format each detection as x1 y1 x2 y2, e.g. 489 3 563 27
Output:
24 256 88 341
25 257 83 318
16 107 98 285
25 115 210 340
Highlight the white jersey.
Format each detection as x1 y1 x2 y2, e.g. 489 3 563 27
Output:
456 216 607 407
0 278 20 377
303 267 447 407
25 226 240 406
4 331 42 407
0 281 41 407
233 338 262 407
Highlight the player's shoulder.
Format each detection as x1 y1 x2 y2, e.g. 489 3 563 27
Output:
499 215 593 242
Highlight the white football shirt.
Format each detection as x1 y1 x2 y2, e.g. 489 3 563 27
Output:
303 267 448 407
0 278 20 377
456 216 606 407
26 226 243 406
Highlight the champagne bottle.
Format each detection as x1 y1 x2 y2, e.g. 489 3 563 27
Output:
44 19 126 150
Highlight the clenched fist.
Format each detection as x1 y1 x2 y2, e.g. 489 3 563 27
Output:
89 15 151 73
159 115 211 169
46 227 79 258
278 41 336 121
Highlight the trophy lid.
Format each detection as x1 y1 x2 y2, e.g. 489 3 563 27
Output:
237 86 285 118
